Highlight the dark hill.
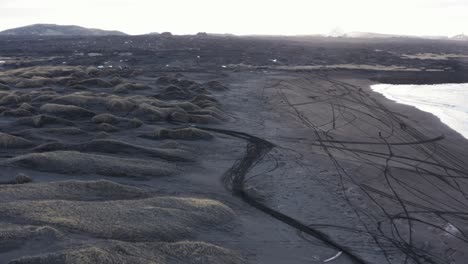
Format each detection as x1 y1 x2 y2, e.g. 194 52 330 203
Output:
0 24 127 36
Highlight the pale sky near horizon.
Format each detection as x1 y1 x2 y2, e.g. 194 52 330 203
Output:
0 0 467 36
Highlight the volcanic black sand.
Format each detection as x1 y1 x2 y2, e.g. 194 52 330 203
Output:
0 35 468 264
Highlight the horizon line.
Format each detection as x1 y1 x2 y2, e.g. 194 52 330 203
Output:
0 23 466 39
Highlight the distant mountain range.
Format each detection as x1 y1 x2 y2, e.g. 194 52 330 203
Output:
0 24 127 36
452 34 468 41
344 32 409 39
342 32 467 41
0 24 466 41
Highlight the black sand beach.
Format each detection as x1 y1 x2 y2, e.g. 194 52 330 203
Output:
0 35 467 264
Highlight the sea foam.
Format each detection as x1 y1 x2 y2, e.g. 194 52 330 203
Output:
371 83 468 139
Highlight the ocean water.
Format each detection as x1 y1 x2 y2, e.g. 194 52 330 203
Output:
371 83 468 139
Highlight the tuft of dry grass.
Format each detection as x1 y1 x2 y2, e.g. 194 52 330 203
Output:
0 195 234 241
93 114 143 128
4 151 177 178
91 113 120 124
14 115 75 128
105 97 136 113
51 93 107 108
0 180 149 202
0 66 90 91
0 83 10 90
32 139 193 162
190 108 224 119
156 76 179 86
126 118 144 128
156 85 193 100
0 132 34 149
0 66 81 79
16 128 87 139
114 83 151 93
14 173 33 184
15 77 55 89
169 101 201 112
169 112 191 122
187 114 222 124
97 123 119 133
72 78 112 88
2 108 32 117
0 93 22 105
9 241 243 264
68 85 89 90
18 103 34 112
39 104 95 119
133 103 171 121
0 224 62 253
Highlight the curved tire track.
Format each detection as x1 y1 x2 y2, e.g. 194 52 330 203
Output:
194 125 368 264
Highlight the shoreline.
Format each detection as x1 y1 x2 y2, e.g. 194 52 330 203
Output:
218 69 468 263
371 82 468 140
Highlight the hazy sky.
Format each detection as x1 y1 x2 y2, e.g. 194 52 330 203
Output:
1 0 467 36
